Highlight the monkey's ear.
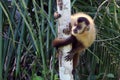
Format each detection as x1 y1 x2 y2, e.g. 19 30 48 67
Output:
77 17 90 25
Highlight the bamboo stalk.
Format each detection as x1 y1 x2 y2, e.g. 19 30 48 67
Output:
56 0 73 80
0 6 3 80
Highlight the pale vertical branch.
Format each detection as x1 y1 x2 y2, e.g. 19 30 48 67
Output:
56 0 73 80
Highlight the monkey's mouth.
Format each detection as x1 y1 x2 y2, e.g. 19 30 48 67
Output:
85 26 90 31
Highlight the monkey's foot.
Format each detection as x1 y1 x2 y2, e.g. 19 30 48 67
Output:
54 12 61 19
64 53 74 61
63 23 72 35
63 28 71 35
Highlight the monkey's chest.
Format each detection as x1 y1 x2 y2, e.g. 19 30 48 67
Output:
76 36 91 48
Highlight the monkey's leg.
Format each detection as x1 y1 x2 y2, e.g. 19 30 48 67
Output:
73 53 80 68
72 53 80 74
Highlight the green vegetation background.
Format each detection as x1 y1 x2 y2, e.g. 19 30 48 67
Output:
0 0 120 80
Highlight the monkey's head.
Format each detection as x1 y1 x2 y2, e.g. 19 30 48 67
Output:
72 17 90 36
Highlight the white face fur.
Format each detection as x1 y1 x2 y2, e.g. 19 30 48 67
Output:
71 21 89 36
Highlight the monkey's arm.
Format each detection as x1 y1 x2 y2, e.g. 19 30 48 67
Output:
52 35 76 48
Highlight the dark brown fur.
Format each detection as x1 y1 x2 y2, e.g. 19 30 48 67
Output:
52 35 85 68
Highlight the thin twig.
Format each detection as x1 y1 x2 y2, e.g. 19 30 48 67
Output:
95 35 120 42
94 0 108 20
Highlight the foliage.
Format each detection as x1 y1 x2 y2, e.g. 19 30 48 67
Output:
0 0 120 80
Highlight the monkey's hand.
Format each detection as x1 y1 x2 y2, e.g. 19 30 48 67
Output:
65 45 84 61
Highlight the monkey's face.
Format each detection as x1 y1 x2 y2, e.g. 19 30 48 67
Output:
72 17 90 36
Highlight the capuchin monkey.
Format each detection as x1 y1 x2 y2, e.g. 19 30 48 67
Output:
53 12 96 71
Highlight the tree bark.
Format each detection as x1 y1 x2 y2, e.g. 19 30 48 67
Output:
56 0 73 80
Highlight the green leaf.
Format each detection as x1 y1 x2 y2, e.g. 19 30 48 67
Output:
32 74 44 80
106 73 115 78
54 74 59 80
